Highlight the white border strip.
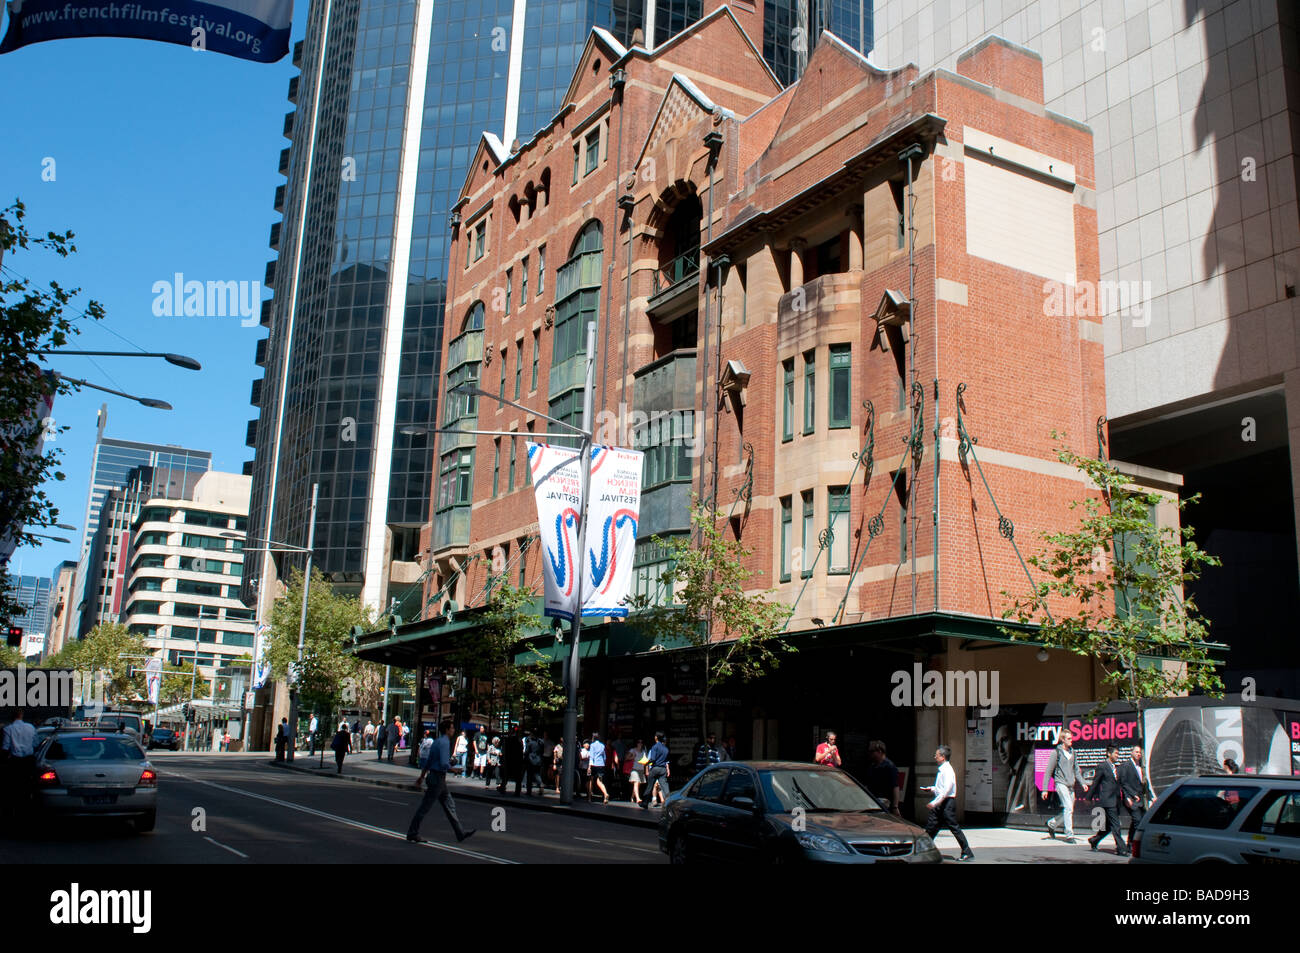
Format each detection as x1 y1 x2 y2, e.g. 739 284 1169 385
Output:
361 0 435 610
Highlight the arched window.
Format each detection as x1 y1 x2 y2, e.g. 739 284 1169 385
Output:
553 221 602 365
463 301 485 332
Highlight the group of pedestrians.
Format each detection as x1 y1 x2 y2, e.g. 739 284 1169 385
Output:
1042 728 1152 855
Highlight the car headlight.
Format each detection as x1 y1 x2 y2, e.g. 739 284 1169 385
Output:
794 831 852 855
914 834 936 853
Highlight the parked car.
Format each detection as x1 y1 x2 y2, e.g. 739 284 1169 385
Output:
658 760 943 864
1131 774 1300 864
32 728 158 833
147 728 180 751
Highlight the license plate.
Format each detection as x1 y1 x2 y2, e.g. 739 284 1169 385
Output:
84 795 117 805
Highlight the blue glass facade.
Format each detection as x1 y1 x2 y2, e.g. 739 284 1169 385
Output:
764 0 873 87
250 0 734 606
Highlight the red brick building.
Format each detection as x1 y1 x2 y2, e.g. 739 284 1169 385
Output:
358 9 1119 820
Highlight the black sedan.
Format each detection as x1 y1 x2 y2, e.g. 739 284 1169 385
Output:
147 728 180 751
658 761 942 863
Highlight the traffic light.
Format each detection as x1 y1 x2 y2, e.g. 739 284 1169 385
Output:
183 702 192 721
5 626 22 647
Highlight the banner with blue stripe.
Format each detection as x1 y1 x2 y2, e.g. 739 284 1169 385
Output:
0 0 292 62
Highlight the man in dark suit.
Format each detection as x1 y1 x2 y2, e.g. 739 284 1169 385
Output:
1117 745 1152 843
1085 745 1129 856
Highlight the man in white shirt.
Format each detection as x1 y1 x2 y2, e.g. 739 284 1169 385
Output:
308 714 319 756
2 708 39 822
919 745 974 861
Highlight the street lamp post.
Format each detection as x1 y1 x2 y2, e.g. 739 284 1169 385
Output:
445 325 596 806
232 484 319 763
184 608 220 752
287 483 318 762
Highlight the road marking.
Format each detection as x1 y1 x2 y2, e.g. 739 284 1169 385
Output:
369 796 405 805
573 835 659 855
169 771 516 864
204 836 249 858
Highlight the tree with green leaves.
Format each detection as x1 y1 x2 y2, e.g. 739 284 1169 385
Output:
263 567 383 721
41 622 146 703
626 501 793 736
449 583 562 731
1 199 103 624
1002 442 1224 748
0 643 25 668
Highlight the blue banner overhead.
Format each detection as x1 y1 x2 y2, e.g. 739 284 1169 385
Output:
0 0 292 62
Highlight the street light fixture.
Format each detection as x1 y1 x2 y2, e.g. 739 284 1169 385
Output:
33 350 203 371
52 372 172 410
398 384 587 442
225 484 318 762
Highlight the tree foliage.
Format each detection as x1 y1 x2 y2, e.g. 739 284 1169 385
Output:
449 583 562 731
42 622 145 701
627 502 793 733
263 567 384 718
1002 442 1224 732
0 199 104 624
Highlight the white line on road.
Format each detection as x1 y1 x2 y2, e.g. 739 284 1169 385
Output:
169 772 516 864
369 796 405 805
204 836 249 858
573 835 659 855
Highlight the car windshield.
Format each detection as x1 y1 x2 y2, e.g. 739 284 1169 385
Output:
45 736 144 761
152 729 173 737
761 768 882 813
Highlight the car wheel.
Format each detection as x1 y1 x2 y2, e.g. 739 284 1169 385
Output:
669 834 689 865
133 811 156 834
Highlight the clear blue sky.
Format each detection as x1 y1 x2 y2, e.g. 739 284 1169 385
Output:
2 13 310 580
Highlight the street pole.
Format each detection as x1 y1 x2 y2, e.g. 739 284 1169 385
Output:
286 482 318 763
560 323 597 805
185 617 200 753
381 665 391 723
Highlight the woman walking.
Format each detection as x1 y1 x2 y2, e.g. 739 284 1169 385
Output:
453 730 469 777
486 736 501 786
552 738 564 794
626 739 646 804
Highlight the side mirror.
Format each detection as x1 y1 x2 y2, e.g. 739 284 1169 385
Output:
730 796 757 811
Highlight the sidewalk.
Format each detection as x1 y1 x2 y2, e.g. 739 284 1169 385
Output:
272 748 661 829
267 750 1076 849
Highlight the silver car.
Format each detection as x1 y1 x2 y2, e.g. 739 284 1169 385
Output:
1131 774 1300 864
33 729 158 833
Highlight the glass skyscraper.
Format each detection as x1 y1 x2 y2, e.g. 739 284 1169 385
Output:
71 408 211 637
764 0 873 86
248 0 871 614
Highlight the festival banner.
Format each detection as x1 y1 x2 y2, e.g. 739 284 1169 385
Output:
0 0 292 62
145 656 162 704
581 445 643 617
527 442 643 621
251 623 271 689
